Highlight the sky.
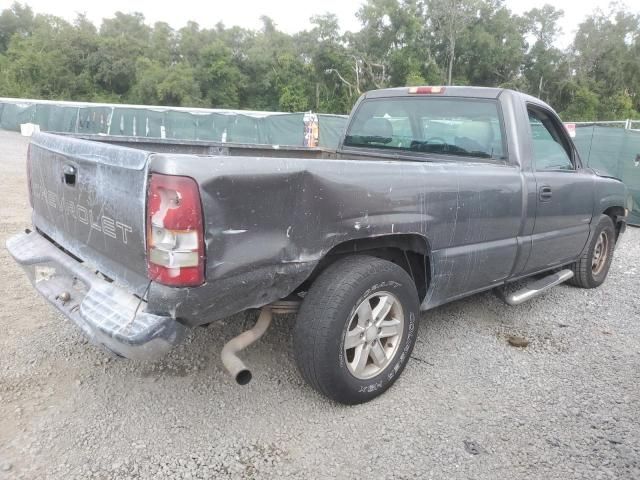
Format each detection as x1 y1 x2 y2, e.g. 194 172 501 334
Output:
0 0 633 48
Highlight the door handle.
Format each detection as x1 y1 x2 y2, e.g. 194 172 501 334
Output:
539 186 552 201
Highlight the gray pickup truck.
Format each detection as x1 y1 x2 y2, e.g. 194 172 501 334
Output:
7 86 630 404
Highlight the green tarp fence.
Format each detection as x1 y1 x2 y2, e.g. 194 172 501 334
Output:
317 114 349 149
0 98 348 148
1 98 638 224
574 126 640 225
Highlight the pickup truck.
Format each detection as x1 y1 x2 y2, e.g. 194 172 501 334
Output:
7 86 630 404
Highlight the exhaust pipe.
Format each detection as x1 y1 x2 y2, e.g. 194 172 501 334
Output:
221 307 272 385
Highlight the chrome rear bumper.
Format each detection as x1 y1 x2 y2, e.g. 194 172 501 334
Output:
6 230 186 360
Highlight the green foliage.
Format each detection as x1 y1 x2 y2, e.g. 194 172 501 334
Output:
196 41 246 108
405 71 426 86
0 2 34 53
279 85 309 112
0 1 638 120
560 85 600 121
456 4 527 87
131 59 201 106
598 92 639 120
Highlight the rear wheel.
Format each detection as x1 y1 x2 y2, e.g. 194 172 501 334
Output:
293 255 420 404
569 214 616 288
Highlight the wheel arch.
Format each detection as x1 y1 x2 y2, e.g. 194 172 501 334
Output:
297 234 432 302
603 205 626 240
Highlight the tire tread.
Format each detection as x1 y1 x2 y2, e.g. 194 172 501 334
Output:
293 255 418 402
568 214 615 288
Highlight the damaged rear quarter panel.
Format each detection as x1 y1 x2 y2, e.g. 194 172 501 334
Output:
147 153 523 325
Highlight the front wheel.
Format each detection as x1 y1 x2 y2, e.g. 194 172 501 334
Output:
293 255 420 404
569 214 616 288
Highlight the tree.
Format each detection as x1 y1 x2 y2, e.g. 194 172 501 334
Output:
354 0 437 88
131 59 201 106
149 21 177 65
297 13 359 112
3 14 96 99
0 2 34 53
560 84 599 121
571 7 640 116
456 3 526 87
0 0 638 120
196 41 246 108
522 5 565 102
427 0 479 85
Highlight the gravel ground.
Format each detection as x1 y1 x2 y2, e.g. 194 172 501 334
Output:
0 129 639 479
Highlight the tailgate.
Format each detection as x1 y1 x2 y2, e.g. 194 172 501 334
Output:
28 133 150 295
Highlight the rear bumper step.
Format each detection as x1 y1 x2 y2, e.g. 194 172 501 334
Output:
6 230 186 360
502 269 574 306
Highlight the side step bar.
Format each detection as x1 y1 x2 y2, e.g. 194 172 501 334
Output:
502 269 574 306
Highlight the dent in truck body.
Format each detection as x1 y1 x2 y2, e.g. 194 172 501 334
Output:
148 152 524 320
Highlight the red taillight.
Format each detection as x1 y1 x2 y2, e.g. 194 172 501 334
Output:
408 86 445 94
146 173 205 287
26 143 33 207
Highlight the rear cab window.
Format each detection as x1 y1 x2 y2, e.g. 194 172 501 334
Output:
343 96 507 161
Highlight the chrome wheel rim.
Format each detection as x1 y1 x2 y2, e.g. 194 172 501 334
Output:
592 231 609 275
343 291 404 380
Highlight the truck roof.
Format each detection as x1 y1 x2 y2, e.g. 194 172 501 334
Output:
363 85 554 112
364 86 504 99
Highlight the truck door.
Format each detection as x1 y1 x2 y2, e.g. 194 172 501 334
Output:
525 105 594 271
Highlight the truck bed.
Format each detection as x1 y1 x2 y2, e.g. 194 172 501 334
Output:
56 133 339 159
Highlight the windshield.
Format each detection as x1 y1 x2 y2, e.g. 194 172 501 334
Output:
344 97 506 160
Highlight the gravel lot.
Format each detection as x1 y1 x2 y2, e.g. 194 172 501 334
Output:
0 129 638 479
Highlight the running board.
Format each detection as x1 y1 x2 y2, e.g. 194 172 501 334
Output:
502 269 574 306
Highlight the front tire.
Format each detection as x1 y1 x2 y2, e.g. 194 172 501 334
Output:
569 214 616 288
293 256 420 404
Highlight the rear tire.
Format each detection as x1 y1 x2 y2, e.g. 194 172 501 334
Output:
569 214 616 288
293 255 420 405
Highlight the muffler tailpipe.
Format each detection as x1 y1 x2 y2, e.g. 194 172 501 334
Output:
221 307 272 385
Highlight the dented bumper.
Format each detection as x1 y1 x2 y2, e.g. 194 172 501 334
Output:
6 230 186 360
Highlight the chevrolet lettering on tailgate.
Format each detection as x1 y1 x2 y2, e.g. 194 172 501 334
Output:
32 181 133 244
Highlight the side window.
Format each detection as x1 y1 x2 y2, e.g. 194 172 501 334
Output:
528 108 574 171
